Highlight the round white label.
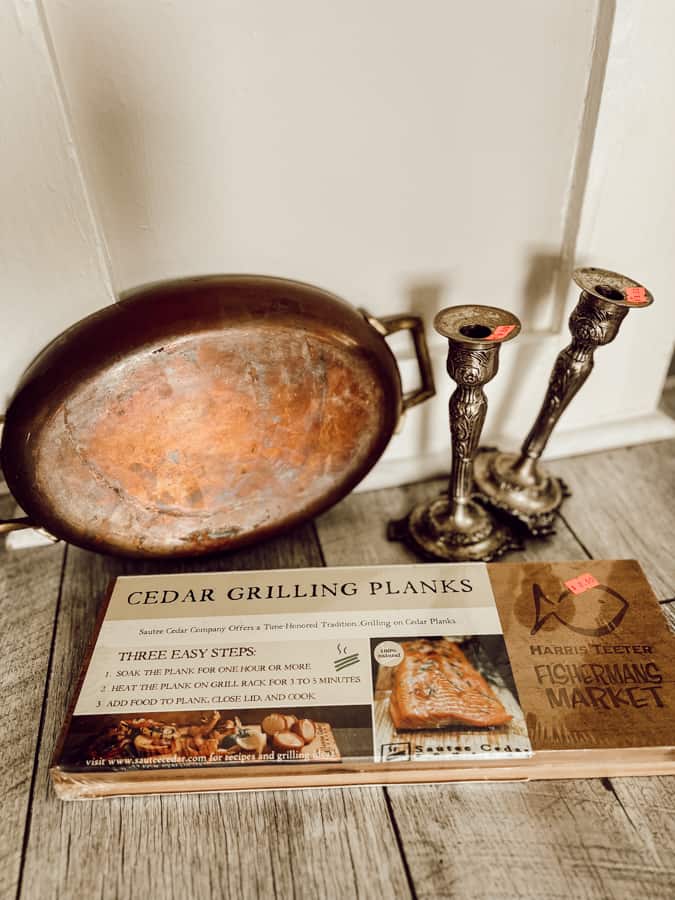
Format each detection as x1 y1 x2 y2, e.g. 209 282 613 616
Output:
373 641 405 667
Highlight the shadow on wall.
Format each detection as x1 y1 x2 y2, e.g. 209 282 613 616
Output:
59 18 152 292
50 6 214 290
487 247 565 443
399 257 565 459
404 279 449 463
520 249 563 329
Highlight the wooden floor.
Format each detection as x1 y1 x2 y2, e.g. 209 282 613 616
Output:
2 438 674 900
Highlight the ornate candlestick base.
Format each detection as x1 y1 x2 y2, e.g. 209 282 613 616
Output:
389 305 522 562
389 493 522 562
472 448 569 536
474 267 653 535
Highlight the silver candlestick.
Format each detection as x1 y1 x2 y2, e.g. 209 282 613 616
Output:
474 267 654 534
389 304 522 562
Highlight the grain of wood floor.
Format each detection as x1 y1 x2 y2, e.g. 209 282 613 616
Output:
1 439 674 900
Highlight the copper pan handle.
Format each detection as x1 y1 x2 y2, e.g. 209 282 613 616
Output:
0 514 58 542
0 516 39 535
360 311 435 411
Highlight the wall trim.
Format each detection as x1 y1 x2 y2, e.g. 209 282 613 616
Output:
356 410 675 493
549 0 615 334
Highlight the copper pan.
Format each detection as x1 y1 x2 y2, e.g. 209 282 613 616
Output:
1 275 434 557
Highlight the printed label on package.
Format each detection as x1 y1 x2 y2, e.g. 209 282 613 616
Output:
59 564 532 771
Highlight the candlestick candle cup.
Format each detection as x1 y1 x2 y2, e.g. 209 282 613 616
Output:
388 305 522 562
473 267 654 535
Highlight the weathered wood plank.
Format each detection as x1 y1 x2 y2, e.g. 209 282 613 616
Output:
661 600 675 633
606 598 675 872
385 779 675 900
606 774 675 875
316 481 675 900
553 440 675 600
19 525 411 900
317 475 587 566
541 448 675 880
0 496 65 900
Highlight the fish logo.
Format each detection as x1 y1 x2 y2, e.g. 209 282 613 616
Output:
530 582 629 637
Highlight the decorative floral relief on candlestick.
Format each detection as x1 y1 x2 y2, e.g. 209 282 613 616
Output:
389 305 521 562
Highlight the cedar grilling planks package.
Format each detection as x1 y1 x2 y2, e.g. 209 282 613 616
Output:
51 560 675 798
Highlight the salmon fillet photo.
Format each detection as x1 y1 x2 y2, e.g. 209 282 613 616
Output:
389 639 512 730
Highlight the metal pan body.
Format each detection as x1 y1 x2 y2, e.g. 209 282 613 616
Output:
1 276 433 557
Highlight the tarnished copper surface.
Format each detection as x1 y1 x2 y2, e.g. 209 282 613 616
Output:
2 276 433 557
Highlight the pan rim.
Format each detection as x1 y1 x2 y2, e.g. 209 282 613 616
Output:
2 274 403 558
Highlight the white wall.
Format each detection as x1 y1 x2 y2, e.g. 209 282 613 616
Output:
42 0 596 325
3 0 675 491
0 0 113 410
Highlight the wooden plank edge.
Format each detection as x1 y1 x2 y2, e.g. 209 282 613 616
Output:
51 746 675 801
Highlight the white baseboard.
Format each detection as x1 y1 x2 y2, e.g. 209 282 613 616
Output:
541 410 675 460
356 410 675 493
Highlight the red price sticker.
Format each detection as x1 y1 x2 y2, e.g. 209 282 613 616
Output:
486 324 516 341
625 286 647 305
564 573 600 595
